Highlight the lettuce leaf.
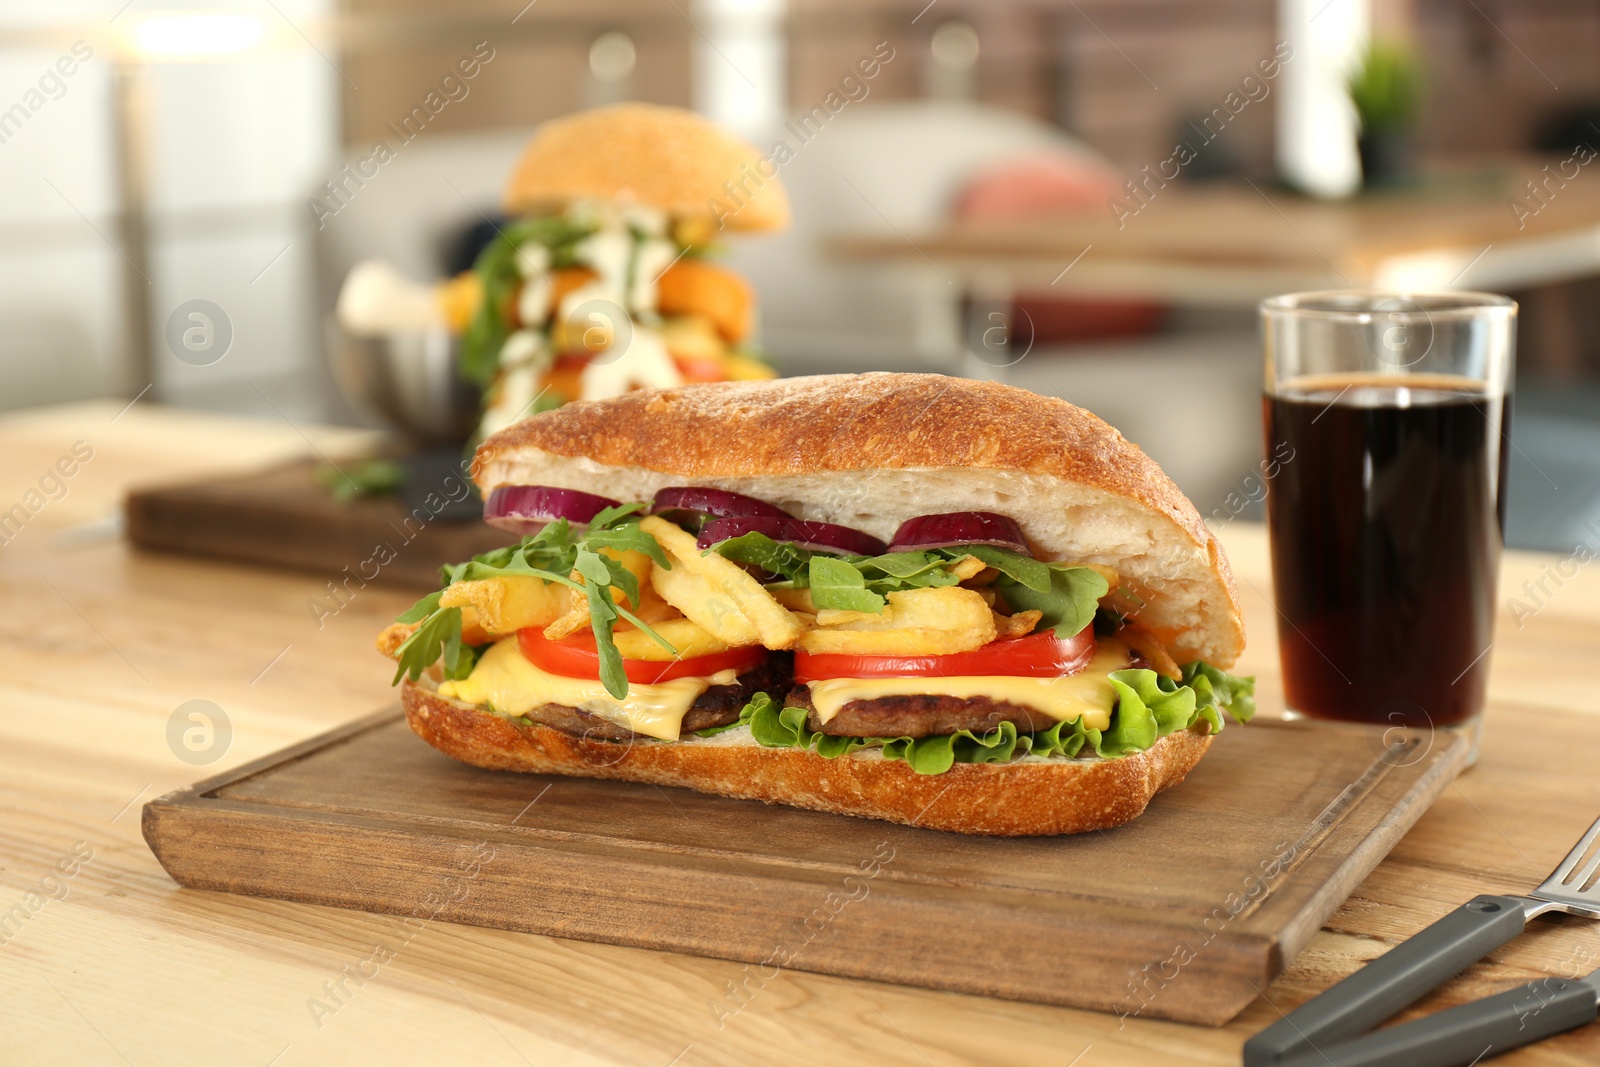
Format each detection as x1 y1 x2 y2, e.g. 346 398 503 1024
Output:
808 555 885 611
724 661 1254 775
706 535 1107 628
708 531 812 581
987 559 1108 638
390 504 673 699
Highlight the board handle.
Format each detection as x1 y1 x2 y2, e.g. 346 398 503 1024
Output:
1243 895 1531 1066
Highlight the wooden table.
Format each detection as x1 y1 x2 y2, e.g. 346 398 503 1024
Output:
4 400 1599 1066
829 158 1600 379
832 159 1600 303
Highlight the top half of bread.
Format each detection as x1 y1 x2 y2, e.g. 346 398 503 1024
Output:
503 104 789 233
474 374 1244 669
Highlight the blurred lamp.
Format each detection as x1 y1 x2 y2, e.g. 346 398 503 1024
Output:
589 31 637 83
931 21 980 72
127 12 267 60
928 20 979 100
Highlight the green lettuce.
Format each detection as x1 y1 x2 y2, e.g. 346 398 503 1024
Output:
706 535 1107 630
390 503 673 699
712 662 1254 775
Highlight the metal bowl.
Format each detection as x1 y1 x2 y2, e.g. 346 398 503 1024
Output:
331 326 480 446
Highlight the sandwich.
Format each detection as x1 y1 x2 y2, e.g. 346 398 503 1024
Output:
455 103 789 441
378 373 1253 836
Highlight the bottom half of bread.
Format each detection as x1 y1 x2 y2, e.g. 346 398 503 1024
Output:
401 681 1213 836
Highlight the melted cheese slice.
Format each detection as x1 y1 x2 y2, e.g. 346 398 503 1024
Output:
437 638 736 741
805 639 1136 733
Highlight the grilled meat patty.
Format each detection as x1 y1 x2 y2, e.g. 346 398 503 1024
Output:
520 652 793 741
789 646 1152 738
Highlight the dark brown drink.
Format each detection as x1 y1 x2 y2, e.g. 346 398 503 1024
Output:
1263 375 1510 727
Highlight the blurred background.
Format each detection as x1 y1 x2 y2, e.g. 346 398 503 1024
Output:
3 0 1599 550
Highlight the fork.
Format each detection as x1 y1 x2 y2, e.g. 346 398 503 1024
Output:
1244 814 1600 1067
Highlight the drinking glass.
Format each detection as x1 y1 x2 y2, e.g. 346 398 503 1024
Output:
1260 291 1516 754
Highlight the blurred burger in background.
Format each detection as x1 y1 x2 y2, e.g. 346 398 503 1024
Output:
338 104 788 446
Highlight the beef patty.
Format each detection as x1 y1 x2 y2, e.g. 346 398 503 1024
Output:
519 652 793 741
789 647 1152 738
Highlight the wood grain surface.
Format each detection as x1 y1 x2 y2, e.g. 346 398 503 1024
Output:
3 400 1599 1066
142 710 1467 1026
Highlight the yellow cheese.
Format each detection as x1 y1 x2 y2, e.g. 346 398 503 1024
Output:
804 639 1135 732
437 638 737 741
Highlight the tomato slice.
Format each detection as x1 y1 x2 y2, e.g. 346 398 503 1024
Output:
794 626 1096 683
518 628 766 685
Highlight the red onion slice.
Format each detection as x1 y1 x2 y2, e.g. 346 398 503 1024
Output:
696 515 888 556
484 485 621 535
651 486 791 531
888 511 1028 554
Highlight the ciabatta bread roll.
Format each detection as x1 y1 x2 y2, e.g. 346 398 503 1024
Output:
385 374 1250 836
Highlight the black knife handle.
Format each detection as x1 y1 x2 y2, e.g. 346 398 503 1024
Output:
1243 895 1531 1066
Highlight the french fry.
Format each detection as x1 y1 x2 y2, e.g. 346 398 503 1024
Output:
375 622 415 659
993 609 1042 639
440 575 570 636
799 626 992 656
542 603 591 641
533 547 659 641
649 559 762 646
631 577 681 623
801 588 996 655
770 586 815 613
460 608 491 646
1123 623 1182 680
814 587 993 633
640 515 804 649
612 618 731 661
948 554 987 581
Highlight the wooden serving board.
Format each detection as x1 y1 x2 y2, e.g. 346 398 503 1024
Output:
125 459 508 588
143 710 1469 1026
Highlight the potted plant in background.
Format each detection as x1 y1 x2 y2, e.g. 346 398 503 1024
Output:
1348 41 1423 188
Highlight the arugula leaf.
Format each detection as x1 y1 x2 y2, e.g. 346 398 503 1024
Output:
808 555 886 612
859 550 958 584
709 531 813 582
584 506 671 569
993 564 1109 637
572 550 628 697
396 590 443 625
316 458 403 503
392 605 477 684
390 506 674 700
947 544 1049 592
707 533 1110 636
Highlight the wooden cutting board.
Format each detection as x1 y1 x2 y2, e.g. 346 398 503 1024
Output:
143 710 1469 1026
125 459 508 588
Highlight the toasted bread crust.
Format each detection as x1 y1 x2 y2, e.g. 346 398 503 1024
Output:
503 104 789 232
474 373 1245 667
403 681 1213 836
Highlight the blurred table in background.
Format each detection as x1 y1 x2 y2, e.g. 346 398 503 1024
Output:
3 401 1600 1065
830 158 1600 378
